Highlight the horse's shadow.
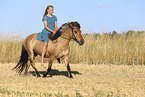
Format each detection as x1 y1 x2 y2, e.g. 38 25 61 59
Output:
29 69 82 78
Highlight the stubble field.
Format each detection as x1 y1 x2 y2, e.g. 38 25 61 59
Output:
0 63 145 97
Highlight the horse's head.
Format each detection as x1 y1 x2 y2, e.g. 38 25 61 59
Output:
48 22 84 45
69 22 84 45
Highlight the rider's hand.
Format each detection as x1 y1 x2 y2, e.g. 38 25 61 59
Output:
53 31 56 34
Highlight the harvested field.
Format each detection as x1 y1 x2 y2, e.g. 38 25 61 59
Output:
0 63 145 96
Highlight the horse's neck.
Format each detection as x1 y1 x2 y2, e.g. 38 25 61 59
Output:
56 29 71 46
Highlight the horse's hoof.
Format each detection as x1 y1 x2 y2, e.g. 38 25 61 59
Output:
69 75 73 78
43 74 47 78
37 74 41 77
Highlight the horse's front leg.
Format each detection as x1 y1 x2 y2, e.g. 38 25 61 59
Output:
64 55 73 78
43 56 53 77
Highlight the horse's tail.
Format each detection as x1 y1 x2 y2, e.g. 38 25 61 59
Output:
13 44 28 73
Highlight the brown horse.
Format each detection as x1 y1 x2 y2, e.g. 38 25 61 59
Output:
13 22 84 78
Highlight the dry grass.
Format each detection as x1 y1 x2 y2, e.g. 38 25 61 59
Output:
70 31 145 65
0 63 145 96
0 33 22 63
0 31 145 65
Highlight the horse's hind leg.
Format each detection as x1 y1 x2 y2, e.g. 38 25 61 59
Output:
28 50 40 77
24 51 37 75
24 60 31 75
30 60 41 77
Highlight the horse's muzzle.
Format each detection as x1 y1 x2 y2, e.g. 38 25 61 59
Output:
78 39 84 45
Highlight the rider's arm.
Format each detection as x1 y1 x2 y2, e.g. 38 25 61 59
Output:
55 21 58 31
44 20 56 34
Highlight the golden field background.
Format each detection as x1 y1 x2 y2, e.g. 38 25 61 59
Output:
0 31 145 65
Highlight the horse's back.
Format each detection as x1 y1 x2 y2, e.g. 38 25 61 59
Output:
24 33 38 52
25 33 37 42
24 33 47 56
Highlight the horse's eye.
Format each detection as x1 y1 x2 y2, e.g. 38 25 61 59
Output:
75 31 77 34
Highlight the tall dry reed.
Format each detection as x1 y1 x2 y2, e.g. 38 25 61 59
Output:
0 33 22 63
69 31 145 65
0 31 144 65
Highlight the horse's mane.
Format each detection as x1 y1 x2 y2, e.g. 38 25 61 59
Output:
49 22 81 40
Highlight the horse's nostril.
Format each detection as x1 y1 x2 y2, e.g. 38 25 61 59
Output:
80 40 84 45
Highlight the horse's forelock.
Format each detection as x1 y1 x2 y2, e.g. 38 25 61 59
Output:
69 22 81 28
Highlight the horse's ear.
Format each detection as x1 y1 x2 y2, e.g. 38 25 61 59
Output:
68 22 72 28
69 23 73 28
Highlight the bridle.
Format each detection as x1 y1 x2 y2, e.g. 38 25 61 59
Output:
60 27 80 41
71 28 80 41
